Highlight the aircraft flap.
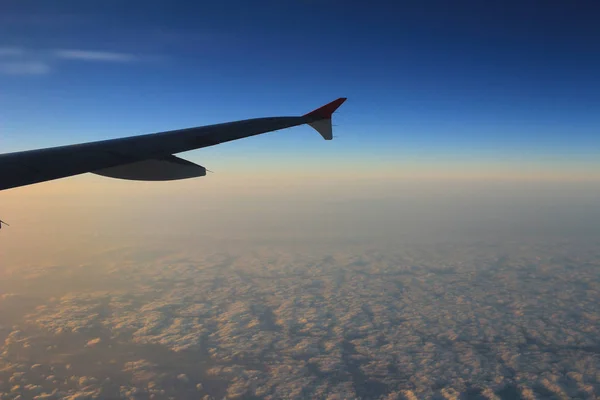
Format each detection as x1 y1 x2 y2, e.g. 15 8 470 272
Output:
92 155 207 181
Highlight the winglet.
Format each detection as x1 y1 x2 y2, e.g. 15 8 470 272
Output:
303 97 347 140
304 98 347 120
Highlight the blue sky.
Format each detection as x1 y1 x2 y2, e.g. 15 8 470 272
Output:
1 1 599 175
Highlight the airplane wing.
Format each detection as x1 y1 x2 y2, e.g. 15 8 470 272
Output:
0 98 346 191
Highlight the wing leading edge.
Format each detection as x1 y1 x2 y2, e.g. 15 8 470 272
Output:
0 98 346 191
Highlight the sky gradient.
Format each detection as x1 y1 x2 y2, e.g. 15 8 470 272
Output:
1 1 599 178
2 1 600 260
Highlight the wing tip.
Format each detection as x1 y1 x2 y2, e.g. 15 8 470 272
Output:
303 97 347 120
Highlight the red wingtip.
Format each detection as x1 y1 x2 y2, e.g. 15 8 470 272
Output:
304 97 347 120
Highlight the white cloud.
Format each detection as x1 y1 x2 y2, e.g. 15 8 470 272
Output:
53 49 136 63
0 46 143 76
0 61 50 75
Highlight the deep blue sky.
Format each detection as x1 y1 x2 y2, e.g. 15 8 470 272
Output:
1 1 599 168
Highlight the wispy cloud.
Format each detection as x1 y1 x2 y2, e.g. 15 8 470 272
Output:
53 49 137 63
0 46 144 76
0 47 25 57
0 47 50 75
0 61 50 75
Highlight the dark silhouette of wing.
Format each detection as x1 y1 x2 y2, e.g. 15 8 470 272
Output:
0 98 346 191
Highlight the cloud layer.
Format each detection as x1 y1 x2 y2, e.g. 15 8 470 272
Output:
2 238 600 399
